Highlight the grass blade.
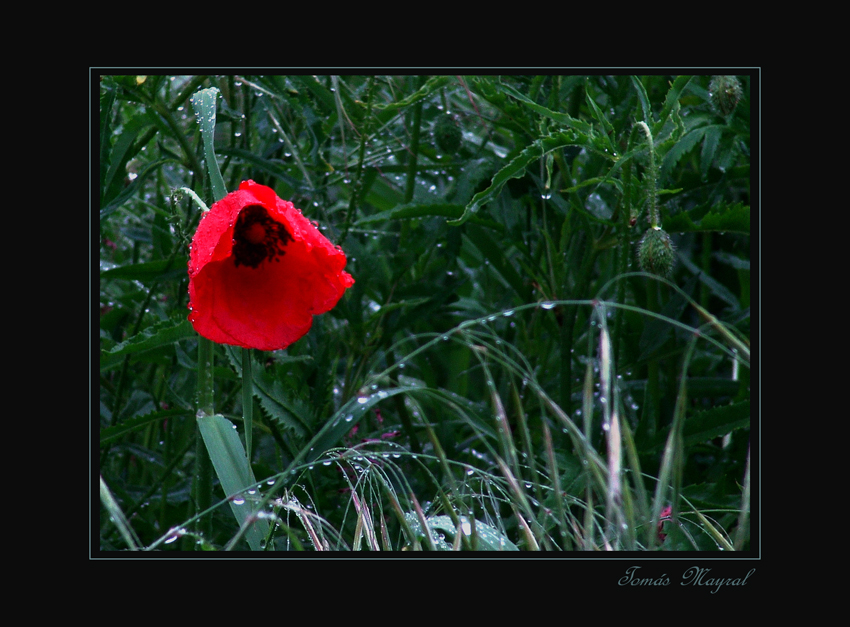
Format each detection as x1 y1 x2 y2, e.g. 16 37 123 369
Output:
197 413 269 550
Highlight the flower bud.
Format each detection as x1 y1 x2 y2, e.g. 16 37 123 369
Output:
709 75 743 116
433 114 462 154
638 227 675 277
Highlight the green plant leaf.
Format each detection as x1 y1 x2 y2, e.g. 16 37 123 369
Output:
496 82 592 133
357 201 504 231
100 159 175 218
190 87 227 201
100 318 195 370
100 408 191 446
647 400 750 453
373 76 453 111
449 131 586 226
197 413 269 550
101 257 188 283
665 201 750 234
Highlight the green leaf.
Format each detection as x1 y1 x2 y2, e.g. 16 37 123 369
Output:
101 257 188 283
100 408 191 446
197 413 269 550
631 76 653 124
426 515 519 551
660 126 707 181
373 76 453 111
100 159 175 219
665 201 750 235
190 87 227 201
496 82 592 133
356 202 504 231
100 318 195 370
449 131 585 226
654 76 693 137
647 401 750 453
225 346 314 437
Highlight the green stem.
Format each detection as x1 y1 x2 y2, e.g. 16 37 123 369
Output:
191 336 215 544
242 348 254 464
404 76 427 204
636 121 660 228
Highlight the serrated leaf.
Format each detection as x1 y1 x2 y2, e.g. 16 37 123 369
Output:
372 76 453 111
100 318 195 370
224 346 313 437
449 131 586 227
631 76 653 124
660 126 707 181
665 201 750 235
654 76 693 138
496 82 592 133
647 401 750 453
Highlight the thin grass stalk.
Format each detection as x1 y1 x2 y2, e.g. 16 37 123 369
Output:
688 505 734 551
542 420 573 549
734 445 751 551
596 305 624 549
242 348 253 463
100 476 140 550
510 378 538 496
618 406 649 547
649 335 697 549
410 493 436 551
351 490 379 551
191 337 215 544
495 456 544 549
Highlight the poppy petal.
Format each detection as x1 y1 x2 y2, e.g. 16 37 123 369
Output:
188 180 354 351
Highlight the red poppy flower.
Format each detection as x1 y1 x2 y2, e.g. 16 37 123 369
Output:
188 180 354 351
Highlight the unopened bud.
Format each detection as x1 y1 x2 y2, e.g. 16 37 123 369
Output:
638 227 675 277
709 75 743 116
433 114 462 154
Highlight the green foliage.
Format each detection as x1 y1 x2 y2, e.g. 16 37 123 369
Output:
97 73 753 553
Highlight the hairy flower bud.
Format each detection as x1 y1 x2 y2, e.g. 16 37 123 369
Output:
709 75 743 116
433 114 462 154
638 227 675 278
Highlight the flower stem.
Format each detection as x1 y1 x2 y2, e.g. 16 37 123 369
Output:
192 336 215 542
636 121 660 228
242 348 254 464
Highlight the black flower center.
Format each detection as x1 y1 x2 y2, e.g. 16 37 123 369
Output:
232 205 293 269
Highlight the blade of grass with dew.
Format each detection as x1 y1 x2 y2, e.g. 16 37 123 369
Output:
190 87 227 202
100 476 140 550
648 336 697 549
197 413 269 550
